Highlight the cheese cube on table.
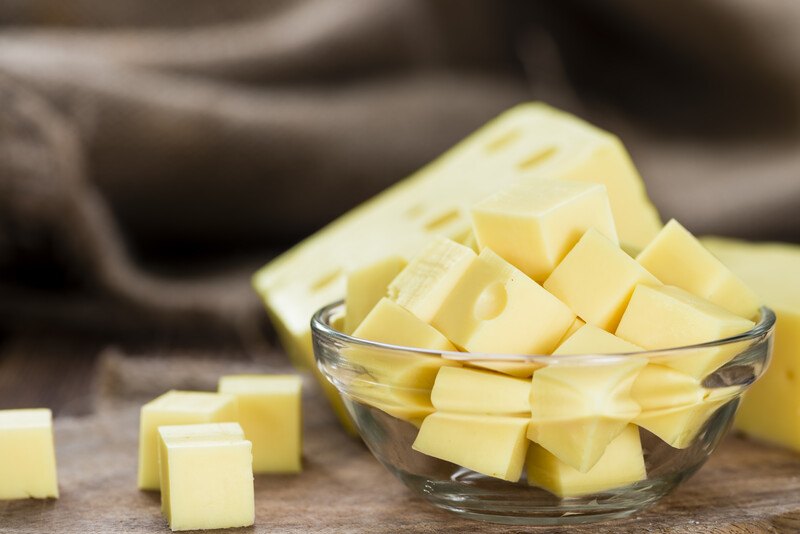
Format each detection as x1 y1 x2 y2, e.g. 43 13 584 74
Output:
158 423 254 531
412 412 530 482
138 390 238 490
345 255 406 333
430 366 531 414
544 229 662 331
432 248 575 354
637 220 760 319
218 375 302 474
470 180 618 282
529 357 646 472
615 285 755 379
388 237 476 323
702 238 800 451
0 409 59 500
527 425 646 497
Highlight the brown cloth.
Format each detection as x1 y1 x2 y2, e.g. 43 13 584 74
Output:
0 0 799 341
2 351 799 533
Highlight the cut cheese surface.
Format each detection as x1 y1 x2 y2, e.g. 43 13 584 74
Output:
430 366 531 414
631 364 706 411
637 220 759 319
253 103 662 377
349 375 434 425
0 409 59 500
345 256 406 334
553 324 643 355
470 180 618 281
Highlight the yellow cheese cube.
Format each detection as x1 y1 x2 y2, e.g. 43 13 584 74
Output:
553 323 643 355
138 390 238 490
218 375 302 473
615 285 755 378
412 412 530 482
637 220 759 319
544 229 661 331
158 423 254 531
347 298 459 387
465 359 544 378
631 364 706 411
344 255 406 333
526 424 646 497
349 375 433 426
0 409 58 500
470 180 618 282
702 238 800 451
634 387 738 448
430 366 531 414
432 248 575 354
529 357 646 472
387 237 476 323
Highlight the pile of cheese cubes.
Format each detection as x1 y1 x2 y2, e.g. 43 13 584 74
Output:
342 179 760 498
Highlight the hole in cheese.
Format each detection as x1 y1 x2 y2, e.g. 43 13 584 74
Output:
404 203 426 219
485 128 522 152
474 281 508 321
311 268 343 292
424 209 461 232
518 146 557 170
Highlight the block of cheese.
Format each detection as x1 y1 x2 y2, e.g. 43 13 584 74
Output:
347 298 459 387
138 390 238 490
544 229 661 331
345 255 406 333
430 366 531 414
412 412 530 482
387 237 476 323
158 423 254 531
634 387 738 448
432 248 575 354
529 357 646 472
702 238 800 451
466 359 544 378
553 323 643 355
616 285 755 379
253 103 662 377
631 364 706 412
527 424 646 497
349 375 433 426
470 180 618 282
218 375 302 474
637 220 759 319
0 409 59 500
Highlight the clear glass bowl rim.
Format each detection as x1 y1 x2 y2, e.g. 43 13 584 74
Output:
311 300 775 365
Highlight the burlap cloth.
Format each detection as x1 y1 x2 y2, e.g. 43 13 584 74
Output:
0 351 796 533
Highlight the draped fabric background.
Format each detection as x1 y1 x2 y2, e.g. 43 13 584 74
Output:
1 0 799 347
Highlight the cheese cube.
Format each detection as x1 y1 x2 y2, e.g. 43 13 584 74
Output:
553 323 643 355
702 238 800 451
218 375 302 474
631 364 706 411
470 180 618 282
637 220 759 319
347 298 459 388
349 375 433 426
387 237 476 323
615 285 755 378
529 357 646 472
412 413 530 482
430 366 531 414
526 425 646 497
0 409 58 500
158 423 254 531
466 359 544 378
138 391 238 490
634 387 738 448
344 255 406 333
544 229 661 331
432 248 575 354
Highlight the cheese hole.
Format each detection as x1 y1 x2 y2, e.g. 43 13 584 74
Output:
485 129 521 153
405 203 425 219
474 282 507 321
310 268 343 292
787 370 796 382
424 209 461 232
518 146 557 170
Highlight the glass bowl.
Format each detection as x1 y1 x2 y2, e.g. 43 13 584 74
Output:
311 301 775 526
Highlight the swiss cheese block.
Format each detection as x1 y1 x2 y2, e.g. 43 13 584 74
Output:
0 409 59 500
253 103 661 376
702 238 799 451
470 180 618 282
616 285 755 379
526 424 646 497
553 323 643 355
432 248 575 354
345 255 406 333
637 220 759 319
387 237 476 322
412 412 530 482
529 357 646 472
544 229 661 331
158 423 254 531
430 366 531 414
